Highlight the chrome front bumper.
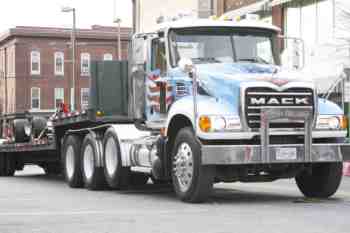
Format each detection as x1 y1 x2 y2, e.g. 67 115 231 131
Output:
201 107 350 165
201 143 349 165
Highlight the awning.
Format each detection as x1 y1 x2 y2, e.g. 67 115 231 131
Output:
270 0 293 7
220 0 270 19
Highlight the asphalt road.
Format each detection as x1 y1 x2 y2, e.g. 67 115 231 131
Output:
0 165 349 233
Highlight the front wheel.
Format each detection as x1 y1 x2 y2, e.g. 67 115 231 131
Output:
295 162 343 198
172 127 214 203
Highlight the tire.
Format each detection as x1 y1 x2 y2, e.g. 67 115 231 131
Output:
295 162 343 198
172 127 214 203
102 128 130 190
13 119 30 143
0 153 15 177
81 134 106 190
62 135 83 188
130 173 149 186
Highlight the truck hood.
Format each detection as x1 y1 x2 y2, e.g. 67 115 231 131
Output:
194 63 313 111
196 62 311 85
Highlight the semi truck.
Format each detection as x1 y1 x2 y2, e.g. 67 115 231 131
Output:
0 18 349 203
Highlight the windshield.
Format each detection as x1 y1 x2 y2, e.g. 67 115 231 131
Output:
169 27 279 67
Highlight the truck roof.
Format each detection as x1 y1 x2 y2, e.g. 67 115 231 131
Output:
156 18 280 33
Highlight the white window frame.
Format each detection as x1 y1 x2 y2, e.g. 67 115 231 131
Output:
54 52 64 76
81 53 91 76
81 88 90 110
54 88 64 109
103 53 113 61
31 51 41 75
31 87 40 110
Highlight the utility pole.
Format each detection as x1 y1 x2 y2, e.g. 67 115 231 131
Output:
62 7 77 111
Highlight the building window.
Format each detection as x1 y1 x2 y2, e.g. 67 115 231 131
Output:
81 88 90 110
54 88 64 108
31 51 40 75
81 53 90 76
54 52 64 76
103 53 113 61
31 87 40 110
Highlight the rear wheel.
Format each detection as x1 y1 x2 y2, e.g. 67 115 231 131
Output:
81 134 106 190
295 162 343 198
172 127 214 203
103 128 130 190
62 135 83 188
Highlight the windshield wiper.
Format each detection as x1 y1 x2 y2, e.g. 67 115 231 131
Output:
192 57 221 64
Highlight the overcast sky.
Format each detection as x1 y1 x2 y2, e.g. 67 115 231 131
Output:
0 0 132 32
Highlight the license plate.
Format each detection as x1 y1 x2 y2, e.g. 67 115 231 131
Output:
275 148 297 160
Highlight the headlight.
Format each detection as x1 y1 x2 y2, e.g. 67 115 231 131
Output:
199 115 241 132
316 115 347 130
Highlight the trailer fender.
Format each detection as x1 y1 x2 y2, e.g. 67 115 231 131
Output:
108 124 151 167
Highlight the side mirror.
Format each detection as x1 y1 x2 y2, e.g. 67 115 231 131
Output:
178 58 194 74
279 35 305 70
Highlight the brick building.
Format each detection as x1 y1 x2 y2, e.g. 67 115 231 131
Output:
0 25 131 116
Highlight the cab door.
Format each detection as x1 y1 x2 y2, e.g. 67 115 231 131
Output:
145 37 173 124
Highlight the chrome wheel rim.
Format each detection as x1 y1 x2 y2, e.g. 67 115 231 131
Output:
105 137 118 177
66 145 75 179
83 144 94 180
173 142 194 193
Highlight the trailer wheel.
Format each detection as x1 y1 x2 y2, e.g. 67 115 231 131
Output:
172 127 214 203
81 134 106 190
295 162 343 198
62 135 83 188
103 128 130 190
0 153 15 177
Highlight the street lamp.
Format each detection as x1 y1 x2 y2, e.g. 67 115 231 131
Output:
113 17 122 60
61 6 76 111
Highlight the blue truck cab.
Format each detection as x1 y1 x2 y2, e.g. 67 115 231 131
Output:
126 18 350 202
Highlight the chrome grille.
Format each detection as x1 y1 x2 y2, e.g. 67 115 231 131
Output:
245 87 314 128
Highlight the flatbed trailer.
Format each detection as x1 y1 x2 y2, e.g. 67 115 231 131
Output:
0 59 132 177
